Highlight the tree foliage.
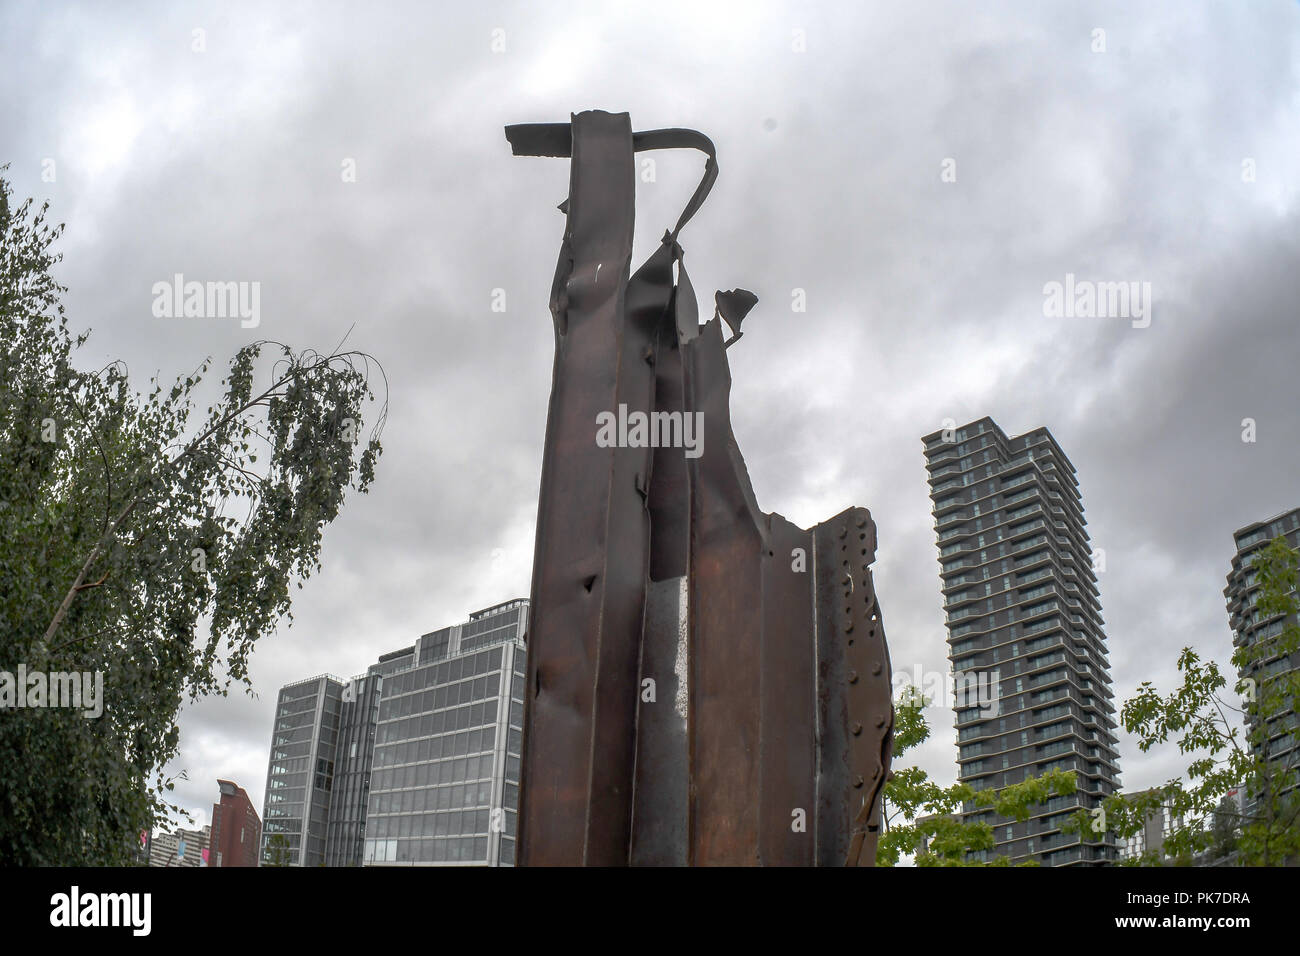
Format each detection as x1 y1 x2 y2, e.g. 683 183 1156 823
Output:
877 688 1077 866
0 171 386 864
262 833 293 867
1075 536 1300 865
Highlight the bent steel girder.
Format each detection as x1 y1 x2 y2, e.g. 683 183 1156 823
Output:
506 110 892 866
505 111 656 866
684 318 893 865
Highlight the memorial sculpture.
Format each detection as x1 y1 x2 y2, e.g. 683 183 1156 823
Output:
506 111 892 865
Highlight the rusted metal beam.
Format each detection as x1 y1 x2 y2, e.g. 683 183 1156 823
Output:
508 111 652 865
507 111 892 866
813 507 894 866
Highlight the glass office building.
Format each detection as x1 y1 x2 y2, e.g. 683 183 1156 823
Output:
261 675 345 866
363 599 527 866
323 672 383 866
262 599 528 866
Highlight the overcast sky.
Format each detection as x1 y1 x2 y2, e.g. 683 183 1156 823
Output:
2 0 1298 837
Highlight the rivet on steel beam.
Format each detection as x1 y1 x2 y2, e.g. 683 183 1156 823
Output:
847 670 858 684
853 776 864 788
851 722 863 736
871 662 882 675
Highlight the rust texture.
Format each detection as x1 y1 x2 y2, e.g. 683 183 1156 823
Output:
507 110 892 866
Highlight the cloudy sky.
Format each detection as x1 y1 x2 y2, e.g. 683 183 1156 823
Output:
3 0 1298 835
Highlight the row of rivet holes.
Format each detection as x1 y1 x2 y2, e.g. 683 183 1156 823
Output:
840 512 884 790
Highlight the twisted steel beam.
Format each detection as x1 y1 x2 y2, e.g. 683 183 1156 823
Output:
506 111 892 866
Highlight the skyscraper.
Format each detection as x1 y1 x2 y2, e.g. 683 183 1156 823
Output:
922 417 1120 865
261 674 345 866
1224 507 1300 801
323 671 383 867
363 598 527 866
261 598 528 867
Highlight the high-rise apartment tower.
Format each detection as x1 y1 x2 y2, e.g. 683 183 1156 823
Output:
1225 508 1300 802
922 417 1120 864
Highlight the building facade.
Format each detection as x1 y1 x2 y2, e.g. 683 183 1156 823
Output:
323 672 383 866
1225 507 1300 802
260 674 345 866
922 417 1120 865
148 825 210 867
262 599 528 867
363 599 527 866
211 779 261 867
1117 788 1185 862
